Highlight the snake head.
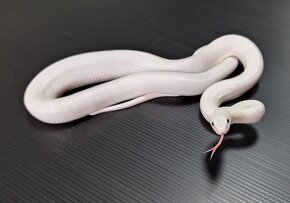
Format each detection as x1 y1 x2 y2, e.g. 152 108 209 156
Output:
204 108 231 160
210 108 231 136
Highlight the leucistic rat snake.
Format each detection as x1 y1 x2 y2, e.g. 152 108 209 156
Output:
24 35 265 159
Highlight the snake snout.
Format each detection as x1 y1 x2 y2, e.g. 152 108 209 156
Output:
210 108 231 136
213 119 229 135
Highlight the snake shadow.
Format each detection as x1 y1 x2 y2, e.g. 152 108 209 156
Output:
199 111 258 182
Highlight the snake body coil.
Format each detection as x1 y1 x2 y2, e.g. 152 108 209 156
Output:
24 35 265 158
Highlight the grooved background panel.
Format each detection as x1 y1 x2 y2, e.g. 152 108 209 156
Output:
0 0 290 202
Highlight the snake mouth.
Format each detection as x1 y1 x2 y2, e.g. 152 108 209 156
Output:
204 133 225 160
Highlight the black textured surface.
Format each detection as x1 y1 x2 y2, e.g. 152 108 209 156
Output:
1 0 290 202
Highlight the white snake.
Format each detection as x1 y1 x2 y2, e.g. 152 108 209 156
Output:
24 35 265 159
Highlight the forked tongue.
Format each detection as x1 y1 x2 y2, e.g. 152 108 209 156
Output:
204 134 224 160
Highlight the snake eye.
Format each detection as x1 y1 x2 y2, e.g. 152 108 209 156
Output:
227 119 230 123
211 122 214 126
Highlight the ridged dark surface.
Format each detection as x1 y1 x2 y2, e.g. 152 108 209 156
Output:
0 0 290 202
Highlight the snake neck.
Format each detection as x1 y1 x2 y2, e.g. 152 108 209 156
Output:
200 35 264 123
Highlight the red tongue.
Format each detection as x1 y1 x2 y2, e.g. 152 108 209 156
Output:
204 134 224 160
